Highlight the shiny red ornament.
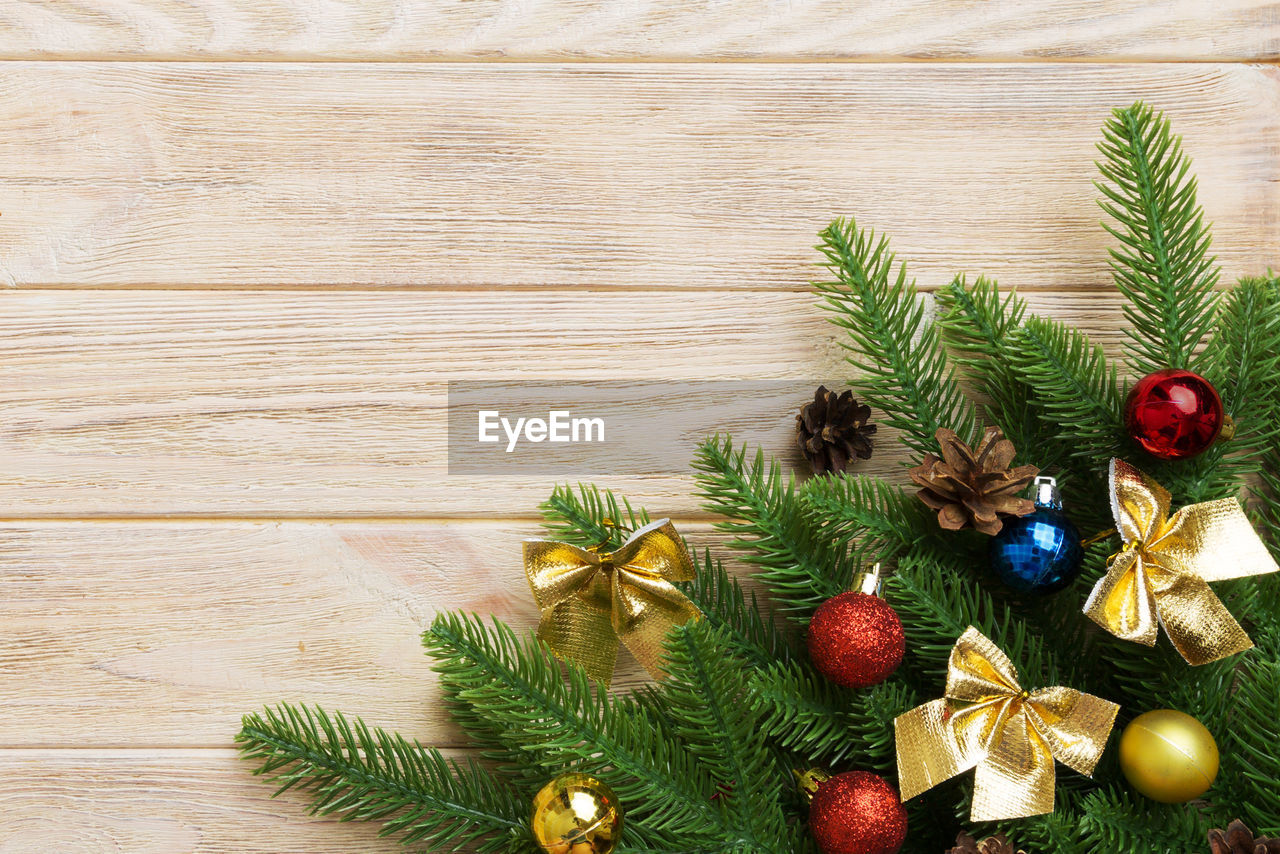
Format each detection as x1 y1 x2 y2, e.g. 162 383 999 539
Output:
807 592 904 688
1124 368 1225 460
809 771 908 854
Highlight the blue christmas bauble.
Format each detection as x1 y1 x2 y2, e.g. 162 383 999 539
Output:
989 507 1084 594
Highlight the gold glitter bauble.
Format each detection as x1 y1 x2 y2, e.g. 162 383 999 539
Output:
1118 709 1219 803
531 773 623 854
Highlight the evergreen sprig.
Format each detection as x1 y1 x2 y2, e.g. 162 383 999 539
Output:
935 275 1047 462
237 704 530 852
1097 102 1220 375
693 434 855 615
657 622 793 850
815 218 978 457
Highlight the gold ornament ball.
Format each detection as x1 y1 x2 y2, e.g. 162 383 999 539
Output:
1118 709 1219 803
531 773 623 854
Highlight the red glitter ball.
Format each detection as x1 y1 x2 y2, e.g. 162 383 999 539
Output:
1124 368 1224 460
810 771 908 854
807 592 904 688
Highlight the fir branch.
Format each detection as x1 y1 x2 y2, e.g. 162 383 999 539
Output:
1076 785 1208 854
815 218 979 457
1217 619 1280 835
935 274 1066 471
799 471 959 566
539 483 650 551
1096 102 1220 374
1167 275 1280 502
659 622 790 850
747 660 915 771
1006 314 1126 477
679 549 800 668
885 554 1061 688
424 613 719 840
693 435 855 616
237 704 529 852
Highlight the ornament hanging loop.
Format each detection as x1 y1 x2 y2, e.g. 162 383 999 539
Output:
1033 475 1062 510
855 562 883 595
1218 414 1237 442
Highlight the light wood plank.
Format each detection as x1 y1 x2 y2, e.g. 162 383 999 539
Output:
0 748 456 852
0 63 1276 290
0 520 736 746
0 1 1276 61
0 289 1133 516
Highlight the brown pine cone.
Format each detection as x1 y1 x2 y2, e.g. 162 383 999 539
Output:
908 426 1039 536
796 386 876 474
948 831 1027 854
1208 820 1280 854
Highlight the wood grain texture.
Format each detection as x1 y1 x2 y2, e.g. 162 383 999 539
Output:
0 520 732 746
0 748 449 852
1 63 1277 290
0 289 1134 516
0 1 1277 61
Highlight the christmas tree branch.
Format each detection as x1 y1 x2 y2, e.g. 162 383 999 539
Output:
539 483 649 551
693 435 854 615
885 555 1061 688
237 704 530 852
748 660 914 771
659 622 790 849
815 217 979 457
799 471 957 566
1006 314 1126 482
680 549 800 668
1096 102 1220 375
935 274 1072 474
424 613 719 839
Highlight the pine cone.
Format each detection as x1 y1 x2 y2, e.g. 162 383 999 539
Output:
796 386 876 474
908 426 1039 536
1208 820 1280 854
948 831 1027 854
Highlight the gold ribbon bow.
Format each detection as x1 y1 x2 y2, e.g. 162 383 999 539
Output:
895 627 1118 821
1083 458 1279 666
524 519 700 687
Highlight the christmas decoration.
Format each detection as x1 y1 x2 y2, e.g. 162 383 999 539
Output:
808 770 907 854
948 832 1027 854
908 426 1039 536
807 565 904 687
1118 709 1218 803
524 518 701 686
1208 820 1280 854
797 385 876 473
1124 368 1227 460
795 767 832 802
235 105 1280 854
531 773 623 854
989 475 1084 594
1083 458 1279 665
895 626 1118 821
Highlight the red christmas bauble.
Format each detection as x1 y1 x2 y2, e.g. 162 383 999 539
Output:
810 771 908 854
1124 368 1225 460
807 592 904 688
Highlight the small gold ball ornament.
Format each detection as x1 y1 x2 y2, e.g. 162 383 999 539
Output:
531 773 623 854
1118 709 1218 803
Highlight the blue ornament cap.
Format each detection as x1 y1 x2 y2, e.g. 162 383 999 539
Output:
989 476 1084 594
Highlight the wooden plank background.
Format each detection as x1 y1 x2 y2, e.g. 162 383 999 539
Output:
0 3 1277 851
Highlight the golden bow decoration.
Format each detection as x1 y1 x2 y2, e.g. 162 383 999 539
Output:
524 519 700 687
895 627 1118 821
1083 459 1279 666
